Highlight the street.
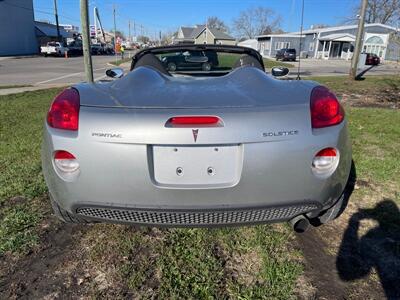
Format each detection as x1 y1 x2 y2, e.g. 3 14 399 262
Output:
1 55 399 90
0 54 131 87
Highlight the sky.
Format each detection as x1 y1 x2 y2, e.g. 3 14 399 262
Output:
33 0 359 37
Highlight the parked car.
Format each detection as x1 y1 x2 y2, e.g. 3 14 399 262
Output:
40 42 68 57
365 53 380 65
66 41 83 56
276 48 297 61
161 50 219 71
91 43 105 55
42 45 352 232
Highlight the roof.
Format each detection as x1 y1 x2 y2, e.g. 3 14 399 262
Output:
319 33 356 42
189 25 206 39
256 23 399 39
180 26 194 38
35 21 72 38
190 25 235 40
209 28 235 40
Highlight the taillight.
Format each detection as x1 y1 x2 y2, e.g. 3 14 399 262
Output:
169 116 221 125
310 86 344 129
47 88 80 130
312 147 339 177
54 150 79 173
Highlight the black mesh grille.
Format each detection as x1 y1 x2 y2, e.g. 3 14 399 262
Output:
76 204 318 225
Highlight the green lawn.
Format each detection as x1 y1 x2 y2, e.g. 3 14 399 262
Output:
308 75 400 95
1 78 399 297
109 57 131 66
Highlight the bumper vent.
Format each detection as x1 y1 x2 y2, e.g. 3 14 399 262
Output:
76 204 319 226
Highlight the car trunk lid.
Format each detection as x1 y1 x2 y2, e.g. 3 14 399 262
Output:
77 66 315 109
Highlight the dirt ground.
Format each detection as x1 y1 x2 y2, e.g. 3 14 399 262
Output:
2 184 399 299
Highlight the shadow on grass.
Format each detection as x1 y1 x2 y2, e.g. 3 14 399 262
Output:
337 199 400 299
355 65 375 80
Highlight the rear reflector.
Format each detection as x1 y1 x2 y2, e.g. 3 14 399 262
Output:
312 147 339 176
54 150 79 173
310 86 344 129
47 88 80 131
169 116 220 125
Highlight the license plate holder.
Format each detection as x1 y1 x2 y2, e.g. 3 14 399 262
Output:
152 145 243 188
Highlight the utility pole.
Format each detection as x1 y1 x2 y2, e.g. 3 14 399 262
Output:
94 6 97 40
350 0 368 79
53 0 61 42
128 20 131 42
113 4 117 62
80 0 93 82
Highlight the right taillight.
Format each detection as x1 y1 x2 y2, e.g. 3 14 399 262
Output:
310 86 344 129
47 88 80 131
312 147 340 177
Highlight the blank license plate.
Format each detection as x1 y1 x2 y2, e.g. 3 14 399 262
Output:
152 145 243 188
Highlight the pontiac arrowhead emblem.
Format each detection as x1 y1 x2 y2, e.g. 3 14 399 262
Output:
192 129 199 142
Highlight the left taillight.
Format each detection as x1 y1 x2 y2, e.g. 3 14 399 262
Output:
54 150 79 173
47 88 80 131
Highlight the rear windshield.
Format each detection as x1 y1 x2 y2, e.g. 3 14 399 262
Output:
286 49 296 53
48 42 59 47
155 50 249 73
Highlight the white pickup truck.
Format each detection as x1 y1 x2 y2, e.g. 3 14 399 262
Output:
40 42 68 57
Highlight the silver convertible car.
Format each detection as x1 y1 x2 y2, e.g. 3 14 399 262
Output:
42 45 353 232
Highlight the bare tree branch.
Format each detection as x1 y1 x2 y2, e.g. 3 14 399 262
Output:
345 0 400 25
207 16 229 33
233 7 282 39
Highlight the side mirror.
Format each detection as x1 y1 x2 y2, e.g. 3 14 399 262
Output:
271 67 289 77
106 68 124 78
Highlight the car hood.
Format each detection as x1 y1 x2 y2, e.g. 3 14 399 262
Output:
76 66 317 109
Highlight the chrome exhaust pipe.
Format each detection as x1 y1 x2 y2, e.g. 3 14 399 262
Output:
289 215 310 233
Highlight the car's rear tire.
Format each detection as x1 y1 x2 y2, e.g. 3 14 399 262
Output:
50 194 87 223
202 62 211 71
167 62 177 71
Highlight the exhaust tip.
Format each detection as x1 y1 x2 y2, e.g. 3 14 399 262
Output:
289 215 310 233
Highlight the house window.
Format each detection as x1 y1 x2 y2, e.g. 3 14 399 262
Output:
309 42 314 52
276 41 290 50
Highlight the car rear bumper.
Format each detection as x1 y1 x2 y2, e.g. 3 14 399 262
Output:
42 118 352 227
72 201 322 227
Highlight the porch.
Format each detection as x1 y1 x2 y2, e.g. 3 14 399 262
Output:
316 33 355 60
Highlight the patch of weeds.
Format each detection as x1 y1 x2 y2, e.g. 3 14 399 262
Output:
0 204 40 255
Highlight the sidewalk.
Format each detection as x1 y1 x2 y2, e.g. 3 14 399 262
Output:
0 84 66 96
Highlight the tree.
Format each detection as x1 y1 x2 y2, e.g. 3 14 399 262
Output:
161 29 178 45
347 0 400 25
110 30 125 39
137 35 150 44
233 7 282 39
207 16 229 32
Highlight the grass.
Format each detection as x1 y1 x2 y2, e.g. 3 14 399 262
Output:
347 107 400 183
217 53 294 69
0 84 32 90
308 75 400 95
0 88 61 254
109 57 131 66
0 77 399 297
